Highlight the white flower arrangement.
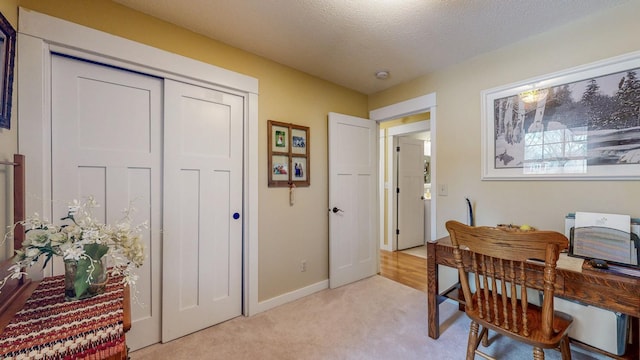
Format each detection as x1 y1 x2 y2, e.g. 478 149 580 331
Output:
1 196 146 299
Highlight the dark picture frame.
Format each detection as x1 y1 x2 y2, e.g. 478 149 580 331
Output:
481 51 640 180
0 11 15 130
268 120 310 187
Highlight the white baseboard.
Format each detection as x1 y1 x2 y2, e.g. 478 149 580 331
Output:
255 279 329 314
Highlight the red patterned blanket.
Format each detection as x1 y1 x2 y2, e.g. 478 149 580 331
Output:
0 275 126 359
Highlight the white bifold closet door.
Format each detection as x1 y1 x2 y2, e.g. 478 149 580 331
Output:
161 79 243 342
51 54 163 350
51 55 244 348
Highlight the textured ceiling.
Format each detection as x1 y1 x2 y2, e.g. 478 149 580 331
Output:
112 0 628 94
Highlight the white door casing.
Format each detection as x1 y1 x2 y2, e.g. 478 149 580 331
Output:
51 54 162 349
370 94 437 244
396 136 425 250
328 112 378 289
162 80 243 342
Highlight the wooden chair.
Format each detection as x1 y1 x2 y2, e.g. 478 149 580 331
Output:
445 220 573 360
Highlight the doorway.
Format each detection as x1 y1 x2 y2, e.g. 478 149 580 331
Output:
378 131 430 292
378 118 433 252
369 95 436 293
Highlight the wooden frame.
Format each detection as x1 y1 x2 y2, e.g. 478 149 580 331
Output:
0 11 15 129
0 154 30 317
481 50 640 180
268 120 310 187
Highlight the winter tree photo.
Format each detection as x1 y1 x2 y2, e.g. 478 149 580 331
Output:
493 67 640 175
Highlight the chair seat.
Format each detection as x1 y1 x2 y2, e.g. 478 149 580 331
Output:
466 291 573 349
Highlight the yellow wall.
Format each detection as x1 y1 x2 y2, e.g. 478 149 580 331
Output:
370 1 640 237
9 0 368 301
0 0 17 261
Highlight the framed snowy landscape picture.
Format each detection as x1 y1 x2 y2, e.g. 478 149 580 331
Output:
481 51 640 180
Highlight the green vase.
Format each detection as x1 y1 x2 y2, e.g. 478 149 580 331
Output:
64 256 108 301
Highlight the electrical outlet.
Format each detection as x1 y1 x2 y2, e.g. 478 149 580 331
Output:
300 260 307 272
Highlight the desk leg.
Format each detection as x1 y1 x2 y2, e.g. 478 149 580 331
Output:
427 242 439 339
633 316 639 360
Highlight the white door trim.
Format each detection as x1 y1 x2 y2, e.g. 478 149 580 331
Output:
370 94 437 243
378 129 387 251
388 121 430 137
369 93 436 121
17 8 260 316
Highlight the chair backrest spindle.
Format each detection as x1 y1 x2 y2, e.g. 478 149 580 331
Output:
520 262 529 336
499 259 509 330
510 260 518 333
482 256 491 322
490 258 500 326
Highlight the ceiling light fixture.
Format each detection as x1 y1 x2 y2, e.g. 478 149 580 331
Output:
375 70 390 80
519 88 549 104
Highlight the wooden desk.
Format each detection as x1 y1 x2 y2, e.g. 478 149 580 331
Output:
0 274 131 359
427 236 640 359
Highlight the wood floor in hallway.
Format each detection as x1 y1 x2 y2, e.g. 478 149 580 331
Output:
379 250 427 293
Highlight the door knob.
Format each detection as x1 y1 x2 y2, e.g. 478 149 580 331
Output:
233 212 240 220
331 207 344 213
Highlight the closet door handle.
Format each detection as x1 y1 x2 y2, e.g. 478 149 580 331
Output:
331 207 344 213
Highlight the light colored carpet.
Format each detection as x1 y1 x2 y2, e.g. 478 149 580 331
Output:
130 276 608 360
400 245 427 259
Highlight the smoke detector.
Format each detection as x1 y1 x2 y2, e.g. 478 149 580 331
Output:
375 70 390 80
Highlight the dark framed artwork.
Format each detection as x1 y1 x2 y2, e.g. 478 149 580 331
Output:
268 120 310 187
481 51 640 180
0 11 16 130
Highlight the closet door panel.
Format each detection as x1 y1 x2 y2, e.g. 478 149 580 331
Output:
162 79 243 342
51 54 162 351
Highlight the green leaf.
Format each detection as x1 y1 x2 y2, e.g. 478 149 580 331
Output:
73 257 92 298
84 243 109 260
72 244 109 299
41 253 53 269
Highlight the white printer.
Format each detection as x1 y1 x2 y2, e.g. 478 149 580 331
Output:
566 212 639 266
558 212 639 356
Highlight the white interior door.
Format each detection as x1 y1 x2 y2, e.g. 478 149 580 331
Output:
51 54 162 350
396 136 425 250
328 112 378 289
162 79 243 342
